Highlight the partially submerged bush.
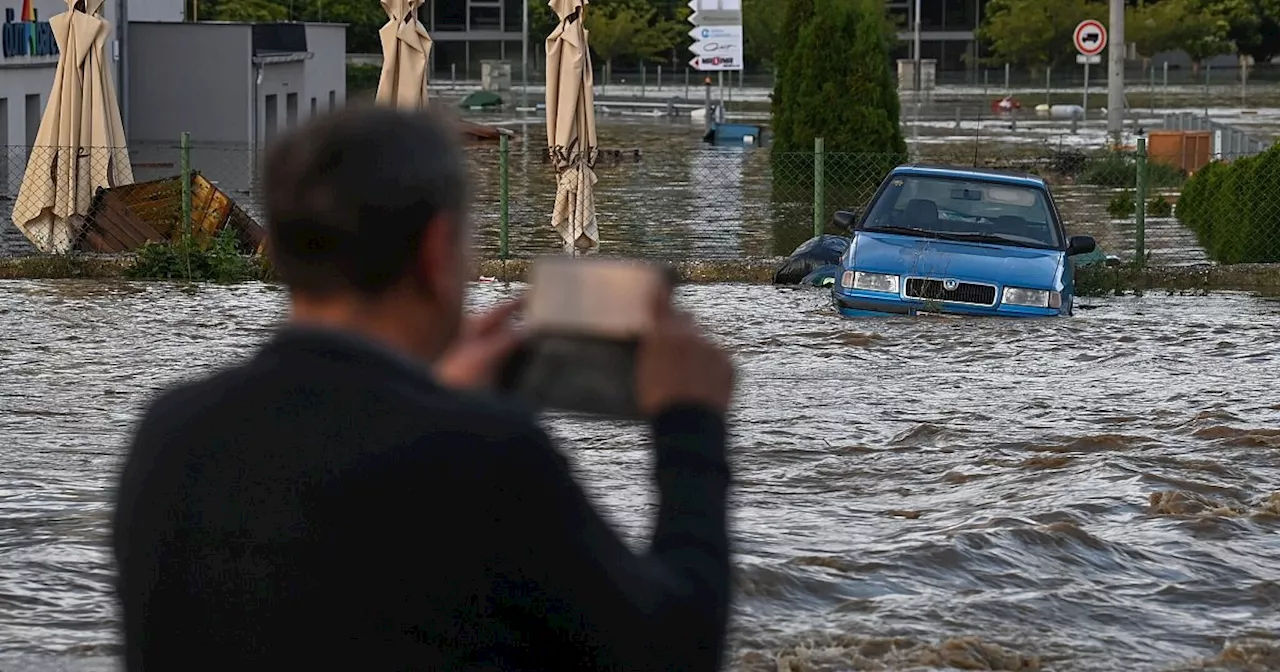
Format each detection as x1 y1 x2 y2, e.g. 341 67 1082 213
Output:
1079 152 1186 189
1176 146 1280 263
1107 192 1135 218
126 227 271 283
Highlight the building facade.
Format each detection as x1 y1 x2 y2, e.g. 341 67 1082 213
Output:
0 0 184 148
127 21 346 147
887 0 988 74
0 10 346 255
425 0 527 80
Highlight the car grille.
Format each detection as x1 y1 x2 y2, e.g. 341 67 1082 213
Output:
904 278 997 306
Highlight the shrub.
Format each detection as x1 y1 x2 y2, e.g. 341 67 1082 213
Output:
770 0 907 222
126 226 270 283
1167 145 1280 263
1079 152 1186 189
1108 191 1135 218
347 63 381 94
1147 196 1173 217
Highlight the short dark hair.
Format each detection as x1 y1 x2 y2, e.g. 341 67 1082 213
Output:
262 105 469 296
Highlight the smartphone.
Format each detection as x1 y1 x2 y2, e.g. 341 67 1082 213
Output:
498 257 675 419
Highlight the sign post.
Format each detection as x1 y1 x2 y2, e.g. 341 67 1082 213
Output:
1074 19 1107 122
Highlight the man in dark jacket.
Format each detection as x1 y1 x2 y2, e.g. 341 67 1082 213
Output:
112 106 736 672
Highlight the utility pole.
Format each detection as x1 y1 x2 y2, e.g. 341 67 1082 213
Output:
521 0 529 109
1107 0 1125 145
912 0 921 158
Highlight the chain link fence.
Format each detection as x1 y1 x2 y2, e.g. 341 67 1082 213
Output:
3 136 1279 270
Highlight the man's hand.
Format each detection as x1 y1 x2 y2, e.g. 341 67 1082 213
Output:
635 298 735 417
435 298 523 391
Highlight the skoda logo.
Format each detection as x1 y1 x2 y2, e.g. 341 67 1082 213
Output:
942 279 959 291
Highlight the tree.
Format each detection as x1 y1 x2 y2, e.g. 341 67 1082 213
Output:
771 0 903 156
584 0 682 71
1170 0 1235 72
743 0 786 68
1127 0 1184 61
1216 0 1280 62
975 0 1100 71
769 0 813 159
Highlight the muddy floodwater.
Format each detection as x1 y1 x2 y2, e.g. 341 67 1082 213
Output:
1 279 1279 671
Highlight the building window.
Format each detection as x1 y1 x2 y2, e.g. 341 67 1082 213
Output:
286 93 298 127
310 97 317 118
434 0 464 30
469 5 500 29
265 94 278 142
920 0 944 29
24 94 40 148
502 0 522 31
329 90 336 111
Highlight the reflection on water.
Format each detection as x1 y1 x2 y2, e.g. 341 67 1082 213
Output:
2 279 1279 671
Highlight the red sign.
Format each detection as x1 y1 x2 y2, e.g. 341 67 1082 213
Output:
1074 20 1107 56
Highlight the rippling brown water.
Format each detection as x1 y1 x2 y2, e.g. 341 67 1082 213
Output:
2 279 1279 671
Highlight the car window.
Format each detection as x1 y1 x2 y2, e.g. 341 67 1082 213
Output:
862 174 1061 248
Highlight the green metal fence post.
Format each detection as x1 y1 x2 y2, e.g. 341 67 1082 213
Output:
1135 137 1147 267
180 132 193 280
499 134 510 262
180 132 192 238
813 137 825 238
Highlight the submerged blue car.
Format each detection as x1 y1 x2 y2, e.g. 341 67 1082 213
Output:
831 165 1096 318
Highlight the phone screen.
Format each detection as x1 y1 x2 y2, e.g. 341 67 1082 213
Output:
499 257 672 419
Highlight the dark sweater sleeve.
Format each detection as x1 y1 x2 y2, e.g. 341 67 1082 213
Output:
497 405 732 672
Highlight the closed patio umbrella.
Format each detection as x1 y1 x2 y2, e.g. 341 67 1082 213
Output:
12 0 132 254
376 0 432 109
546 0 599 253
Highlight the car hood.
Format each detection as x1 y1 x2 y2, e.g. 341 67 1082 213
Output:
849 232 1065 288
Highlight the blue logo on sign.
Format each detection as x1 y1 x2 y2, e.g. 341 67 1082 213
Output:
701 28 710 37
2 7 59 59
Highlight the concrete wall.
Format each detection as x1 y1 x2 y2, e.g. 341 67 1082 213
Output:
258 60 306 144
127 22 252 144
127 0 184 22
303 22 346 118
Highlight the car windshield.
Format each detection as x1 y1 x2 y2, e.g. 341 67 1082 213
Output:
861 174 1061 248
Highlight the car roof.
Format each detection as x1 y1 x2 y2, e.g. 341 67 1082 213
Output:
889 164 1047 188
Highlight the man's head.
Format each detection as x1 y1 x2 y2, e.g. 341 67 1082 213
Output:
263 105 471 358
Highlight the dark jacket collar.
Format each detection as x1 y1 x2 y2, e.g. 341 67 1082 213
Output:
257 324 440 389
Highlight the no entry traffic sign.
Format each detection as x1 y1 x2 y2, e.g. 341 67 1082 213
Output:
1074 19 1107 56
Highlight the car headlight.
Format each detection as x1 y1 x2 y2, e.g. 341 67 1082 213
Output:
1002 287 1062 308
842 271 900 293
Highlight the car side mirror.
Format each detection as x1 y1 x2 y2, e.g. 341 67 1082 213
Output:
1067 235 1096 256
832 210 859 233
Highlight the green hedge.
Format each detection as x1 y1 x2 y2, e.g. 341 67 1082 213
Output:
1079 152 1186 189
347 63 382 94
1176 145 1280 264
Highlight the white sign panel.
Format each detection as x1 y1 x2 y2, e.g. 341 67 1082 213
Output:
1076 54 1101 65
687 0 741 25
690 53 744 71
688 0 741 10
689 24 744 66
